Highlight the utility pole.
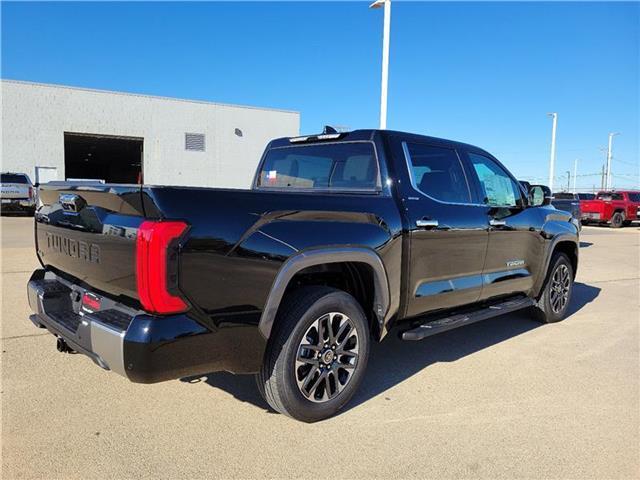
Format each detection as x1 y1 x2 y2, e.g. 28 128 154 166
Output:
573 159 578 193
370 0 392 129
606 132 620 190
547 113 558 190
566 170 571 191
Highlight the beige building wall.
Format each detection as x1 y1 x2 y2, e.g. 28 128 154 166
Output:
1 80 299 188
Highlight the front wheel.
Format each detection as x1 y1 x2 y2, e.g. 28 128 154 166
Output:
256 286 370 422
531 252 574 323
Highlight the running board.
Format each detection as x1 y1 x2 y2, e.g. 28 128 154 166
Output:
401 296 535 341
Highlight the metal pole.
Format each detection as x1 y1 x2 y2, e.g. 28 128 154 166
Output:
548 113 558 190
379 0 391 129
566 171 571 191
573 159 578 193
605 133 618 190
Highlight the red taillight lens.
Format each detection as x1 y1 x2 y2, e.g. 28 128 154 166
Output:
28 186 33 199
136 220 189 314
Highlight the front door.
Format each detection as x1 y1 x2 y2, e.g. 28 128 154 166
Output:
396 140 489 318
464 150 544 300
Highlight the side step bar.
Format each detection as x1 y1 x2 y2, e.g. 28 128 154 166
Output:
401 296 535 341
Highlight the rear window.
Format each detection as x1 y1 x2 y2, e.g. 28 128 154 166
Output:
597 193 623 201
257 142 379 191
578 193 595 200
553 193 575 200
1 174 29 184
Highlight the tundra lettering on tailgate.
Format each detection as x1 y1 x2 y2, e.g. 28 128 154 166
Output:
45 232 100 264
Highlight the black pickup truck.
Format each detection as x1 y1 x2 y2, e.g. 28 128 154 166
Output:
28 129 578 422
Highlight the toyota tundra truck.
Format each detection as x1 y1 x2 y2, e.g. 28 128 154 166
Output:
27 129 578 422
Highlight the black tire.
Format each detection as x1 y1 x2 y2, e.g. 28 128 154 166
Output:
530 252 574 323
610 212 624 228
256 286 370 422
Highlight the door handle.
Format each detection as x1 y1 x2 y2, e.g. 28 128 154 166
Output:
489 218 507 227
416 218 439 228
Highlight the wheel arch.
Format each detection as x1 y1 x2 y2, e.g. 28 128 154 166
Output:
533 235 579 297
258 248 390 340
552 240 578 277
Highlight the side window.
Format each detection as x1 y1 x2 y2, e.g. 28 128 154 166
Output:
468 152 522 207
404 143 471 203
628 193 640 202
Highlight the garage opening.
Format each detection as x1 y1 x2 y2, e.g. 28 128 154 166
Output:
64 133 143 184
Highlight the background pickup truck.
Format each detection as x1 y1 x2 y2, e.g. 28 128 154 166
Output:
580 190 640 228
1 172 36 215
552 192 582 227
27 129 579 422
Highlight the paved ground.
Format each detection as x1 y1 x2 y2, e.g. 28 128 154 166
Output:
2 216 639 479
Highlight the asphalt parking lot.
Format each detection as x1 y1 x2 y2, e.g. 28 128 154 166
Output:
2 216 638 479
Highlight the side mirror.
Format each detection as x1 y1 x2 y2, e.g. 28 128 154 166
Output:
529 184 552 207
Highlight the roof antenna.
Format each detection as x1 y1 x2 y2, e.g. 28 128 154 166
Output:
323 125 338 134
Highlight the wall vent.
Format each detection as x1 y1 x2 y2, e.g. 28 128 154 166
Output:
185 133 205 152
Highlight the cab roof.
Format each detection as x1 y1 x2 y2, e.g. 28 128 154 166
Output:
268 129 493 156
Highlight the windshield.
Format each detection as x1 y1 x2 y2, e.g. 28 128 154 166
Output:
1 174 30 184
257 142 379 191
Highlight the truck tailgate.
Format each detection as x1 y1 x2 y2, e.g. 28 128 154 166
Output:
36 184 147 302
1 183 31 199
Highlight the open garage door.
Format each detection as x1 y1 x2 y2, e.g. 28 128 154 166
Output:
64 133 143 184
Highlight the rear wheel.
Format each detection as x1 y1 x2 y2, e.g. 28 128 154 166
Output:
256 286 370 422
610 212 624 228
531 252 574 323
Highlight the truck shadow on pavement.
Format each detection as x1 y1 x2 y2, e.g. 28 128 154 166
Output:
181 282 600 416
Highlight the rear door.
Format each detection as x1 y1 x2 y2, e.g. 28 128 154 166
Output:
463 149 544 300
627 192 640 219
390 138 489 317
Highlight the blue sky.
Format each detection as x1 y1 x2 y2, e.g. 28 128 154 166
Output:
2 1 638 190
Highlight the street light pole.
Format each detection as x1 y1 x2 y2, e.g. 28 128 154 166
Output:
573 158 578 193
605 132 619 190
370 0 391 129
547 113 558 191
566 171 571 191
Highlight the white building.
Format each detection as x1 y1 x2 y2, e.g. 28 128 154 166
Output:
1 80 299 188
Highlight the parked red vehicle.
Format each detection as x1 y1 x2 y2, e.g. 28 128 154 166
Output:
581 190 640 228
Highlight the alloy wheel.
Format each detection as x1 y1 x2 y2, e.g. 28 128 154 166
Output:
294 312 359 403
550 263 571 314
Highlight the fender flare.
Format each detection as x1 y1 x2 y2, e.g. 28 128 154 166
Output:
258 247 390 339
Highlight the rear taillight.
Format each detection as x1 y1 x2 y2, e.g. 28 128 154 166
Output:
136 220 189 314
28 186 33 199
